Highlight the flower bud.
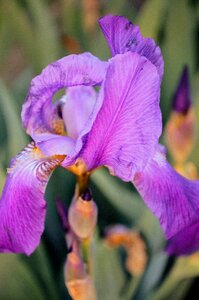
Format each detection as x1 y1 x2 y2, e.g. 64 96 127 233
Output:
64 251 97 300
172 66 191 114
64 251 86 282
165 67 196 164
68 189 97 239
66 276 97 300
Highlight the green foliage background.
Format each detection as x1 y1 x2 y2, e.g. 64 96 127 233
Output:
0 0 199 299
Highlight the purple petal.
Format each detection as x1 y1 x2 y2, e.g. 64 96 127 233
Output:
133 146 199 255
99 15 164 80
32 133 75 157
166 222 199 256
172 66 191 114
22 53 107 136
0 143 64 255
34 86 102 167
63 86 97 140
81 52 161 181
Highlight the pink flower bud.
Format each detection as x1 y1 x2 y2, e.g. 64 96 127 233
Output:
64 252 86 282
64 251 97 300
68 189 97 239
66 277 97 300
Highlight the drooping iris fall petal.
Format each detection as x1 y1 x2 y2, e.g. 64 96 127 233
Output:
99 14 164 80
133 146 199 255
0 143 65 255
81 52 161 181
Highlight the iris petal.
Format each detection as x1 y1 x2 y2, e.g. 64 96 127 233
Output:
32 133 75 157
63 86 97 140
81 51 161 181
166 222 199 255
99 14 164 80
133 146 199 255
0 143 64 255
22 53 107 137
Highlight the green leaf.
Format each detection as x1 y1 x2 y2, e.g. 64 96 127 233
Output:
166 279 193 300
89 29 110 61
104 0 125 14
136 253 168 300
0 163 6 191
0 11 13 66
0 80 27 160
0 254 46 300
104 0 135 18
2 0 39 72
21 244 60 300
62 0 83 39
162 0 196 112
151 255 199 300
91 169 164 252
27 0 61 68
11 69 33 110
91 169 144 221
136 0 169 40
93 237 125 300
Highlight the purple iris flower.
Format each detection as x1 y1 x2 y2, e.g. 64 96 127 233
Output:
0 15 199 256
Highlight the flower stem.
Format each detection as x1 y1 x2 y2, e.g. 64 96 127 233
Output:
77 172 90 196
82 238 93 274
125 276 141 300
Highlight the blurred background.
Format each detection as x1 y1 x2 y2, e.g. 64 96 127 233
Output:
0 0 199 299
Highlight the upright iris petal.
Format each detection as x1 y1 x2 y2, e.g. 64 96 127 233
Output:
62 86 97 140
22 53 107 137
81 51 161 181
98 14 164 80
22 53 107 165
